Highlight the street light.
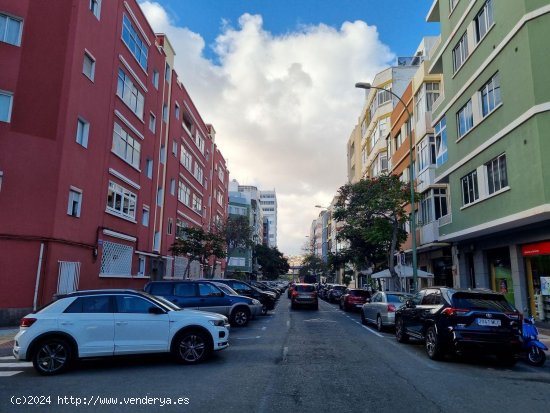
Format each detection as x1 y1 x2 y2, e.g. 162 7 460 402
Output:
355 82 418 292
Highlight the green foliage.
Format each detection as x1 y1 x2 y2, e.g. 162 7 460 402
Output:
225 215 253 251
254 245 290 280
333 174 418 286
300 253 327 281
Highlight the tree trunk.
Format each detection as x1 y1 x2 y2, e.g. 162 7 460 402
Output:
211 260 218 278
184 258 191 279
388 216 401 291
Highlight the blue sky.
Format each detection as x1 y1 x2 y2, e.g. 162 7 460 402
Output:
142 1 440 256
154 0 439 62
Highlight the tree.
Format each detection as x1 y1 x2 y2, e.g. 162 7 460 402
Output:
333 174 417 291
170 227 208 278
254 245 290 280
300 253 327 283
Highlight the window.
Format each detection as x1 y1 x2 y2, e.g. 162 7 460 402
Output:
100 240 133 275
170 178 176 195
480 73 501 117
474 0 494 43
164 63 171 80
457 100 473 137
137 255 146 276
0 91 13 123
216 190 224 205
175 283 195 297
160 145 166 165
117 69 144 119
107 181 137 219
394 132 404 150
145 158 153 179
116 296 157 314
142 207 149 226
149 113 156 133
178 181 190 206
65 296 111 313
89 0 101 19
152 70 159 89
112 122 141 169
377 87 392 106
167 218 173 235
417 136 436 171
435 117 448 167
452 32 469 73
218 168 225 182
0 14 23 46
195 131 205 153
76 118 89 148
425 82 440 112
434 188 448 219
486 154 508 194
172 140 178 156
420 191 433 225
461 170 479 205
199 283 220 297
162 104 168 123
192 194 202 213
176 219 187 238
121 14 148 70
180 146 192 170
193 164 203 184
67 189 82 217
153 231 160 252
83 52 95 81
156 188 163 206
175 103 180 119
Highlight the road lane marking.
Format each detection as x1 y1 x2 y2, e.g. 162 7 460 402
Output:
0 371 22 377
361 325 384 337
235 336 261 340
0 362 32 368
0 356 15 360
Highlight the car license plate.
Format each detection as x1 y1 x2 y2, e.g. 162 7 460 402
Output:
477 318 501 327
355 304 363 308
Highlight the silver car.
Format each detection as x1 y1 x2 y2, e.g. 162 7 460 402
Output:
361 291 413 331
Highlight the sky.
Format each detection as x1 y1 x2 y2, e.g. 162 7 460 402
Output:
139 0 439 256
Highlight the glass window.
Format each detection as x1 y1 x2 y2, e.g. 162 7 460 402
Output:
174 283 196 297
486 154 508 194
433 188 448 219
449 0 459 12
461 170 479 205
199 283 221 297
193 164 203 184
148 283 173 296
117 69 144 119
0 14 23 46
121 14 148 70
149 114 156 133
181 146 192 170
65 296 112 313
76 118 89 148
417 135 436 171
175 103 180 119
480 73 501 117
145 159 153 179
67 189 82 217
116 296 157 313
152 70 159 89
457 100 473 137
425 82 440 112
0 91 13 123
435 117 448 167
112 122 141 169
475 0 494 43
142 207 149 227
192 194 202 213
170 178 176 196
90 0 101 19
167 217 173 235
83 52 95 81
178 181 191 206
106 181 137 219
452 32 469 73
420 191 433 225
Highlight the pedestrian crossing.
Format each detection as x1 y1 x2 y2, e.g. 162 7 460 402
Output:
0 356 31 377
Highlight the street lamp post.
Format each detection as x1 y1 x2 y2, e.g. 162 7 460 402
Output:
355 82 418 292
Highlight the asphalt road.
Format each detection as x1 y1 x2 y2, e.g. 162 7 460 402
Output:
1 298 549 413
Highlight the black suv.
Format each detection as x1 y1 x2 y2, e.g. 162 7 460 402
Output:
395 287 522 364
204 279 277 314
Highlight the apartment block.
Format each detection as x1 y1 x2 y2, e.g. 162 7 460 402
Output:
0 0 229 324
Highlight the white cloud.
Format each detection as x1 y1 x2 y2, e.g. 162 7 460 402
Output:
140 1 395 255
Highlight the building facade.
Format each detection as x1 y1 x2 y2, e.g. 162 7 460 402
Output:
259 190 278 248
0 0 229 324
427 0 550 318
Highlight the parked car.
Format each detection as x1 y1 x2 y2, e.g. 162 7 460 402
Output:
394 287 522 364
319 284 334 301
287 282 296 299
340 289 372 312
290 283 318 310
251 281 281 299
360 291 412 331
13 289 230 375
207 279 277 314
144 280 262 326
327 285 346 303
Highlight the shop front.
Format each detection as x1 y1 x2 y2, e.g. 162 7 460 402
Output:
522 241 550 321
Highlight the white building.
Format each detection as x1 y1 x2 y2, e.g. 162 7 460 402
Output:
260 190 278 248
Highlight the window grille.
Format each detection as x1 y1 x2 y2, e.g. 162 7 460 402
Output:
57 261 80 294
100 241 132 275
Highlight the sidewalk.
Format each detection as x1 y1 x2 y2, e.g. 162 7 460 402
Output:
0 327 18 357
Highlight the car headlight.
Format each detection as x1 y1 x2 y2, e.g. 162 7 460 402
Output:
252 299 261 305
209 318 227 327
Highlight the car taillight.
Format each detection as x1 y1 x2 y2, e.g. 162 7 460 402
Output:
20 317 37 328
506 312 522 322
292 291 299 297
387 304 396 312
442 308 469 316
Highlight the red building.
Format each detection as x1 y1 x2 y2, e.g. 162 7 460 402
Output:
0 0 229 325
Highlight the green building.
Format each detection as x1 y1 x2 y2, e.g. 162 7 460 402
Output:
427 0 550 319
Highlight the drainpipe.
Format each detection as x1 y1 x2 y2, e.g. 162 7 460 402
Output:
33 242 45 311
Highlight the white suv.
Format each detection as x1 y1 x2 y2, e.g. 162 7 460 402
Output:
13 289 230 375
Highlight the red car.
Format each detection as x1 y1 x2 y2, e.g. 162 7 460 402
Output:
340 288 372 312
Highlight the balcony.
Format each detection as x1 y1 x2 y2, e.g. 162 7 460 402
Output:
420 220 439 245
415 111 433 141
397 56 425 66
416 166 437 193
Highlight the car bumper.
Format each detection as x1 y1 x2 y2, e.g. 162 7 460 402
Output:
447 330 522 354
214 326 230 351
292 298 318 305
12 330 29 361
